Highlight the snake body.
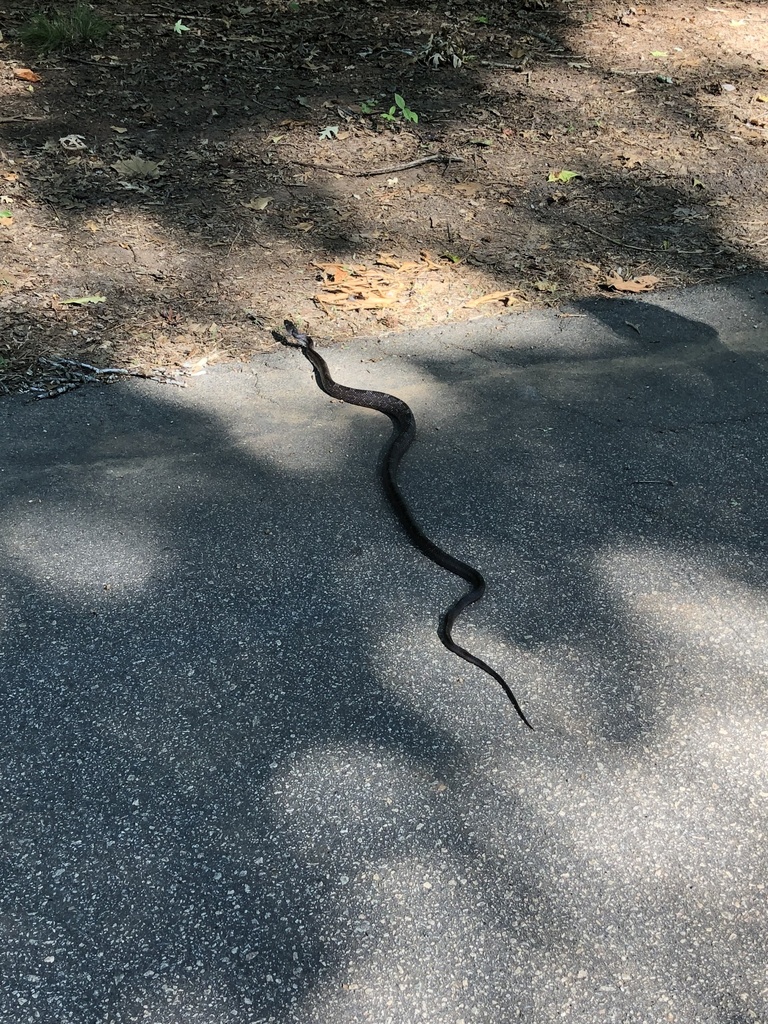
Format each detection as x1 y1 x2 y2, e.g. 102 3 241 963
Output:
281 321 531 728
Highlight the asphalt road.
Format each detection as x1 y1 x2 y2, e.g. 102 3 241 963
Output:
1 277 767 1024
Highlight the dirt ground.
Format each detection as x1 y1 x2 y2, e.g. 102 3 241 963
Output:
1 0 768 395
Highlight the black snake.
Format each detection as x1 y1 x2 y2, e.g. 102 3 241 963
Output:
280 321 531 728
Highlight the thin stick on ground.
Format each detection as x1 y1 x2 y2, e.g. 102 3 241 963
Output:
292 154 465 177
576 221 713 256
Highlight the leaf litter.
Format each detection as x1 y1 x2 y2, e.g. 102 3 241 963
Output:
1 0 767 391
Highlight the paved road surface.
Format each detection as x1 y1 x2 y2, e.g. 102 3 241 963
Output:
1 277 767 1023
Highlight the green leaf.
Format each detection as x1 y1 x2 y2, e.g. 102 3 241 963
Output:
547 169 581 183
394 94 406 110
173 19 190 33
650 50 667 57
60 294 107 305
0 210 12 219
474 14 489 23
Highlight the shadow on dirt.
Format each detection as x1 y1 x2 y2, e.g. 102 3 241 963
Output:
2 0 767 376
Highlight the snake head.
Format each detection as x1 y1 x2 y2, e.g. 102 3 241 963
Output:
272 320 305 349
283 320 314 349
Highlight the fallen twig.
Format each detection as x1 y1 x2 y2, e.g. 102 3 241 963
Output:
293 154 465 177
576 222 709 256
480 60 527 71
520 28 562 47
29 357 187 399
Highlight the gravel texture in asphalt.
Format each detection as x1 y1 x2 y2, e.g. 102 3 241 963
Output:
1 277 767 1024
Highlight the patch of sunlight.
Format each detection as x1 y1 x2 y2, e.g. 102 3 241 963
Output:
267 741 432 861
595 542 768 699
170 356 469 480
1 500 169 599
366 607 568 737
112 972 234 1023
554 541 768 873
295 852 492 1021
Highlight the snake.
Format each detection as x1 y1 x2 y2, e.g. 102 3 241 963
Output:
280 320 532 728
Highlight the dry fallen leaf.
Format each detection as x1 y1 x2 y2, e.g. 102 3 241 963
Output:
602 272 660 293
182 350 222 375
464 290 520 308
316 286 403 310
14 68 42 83
575 260 601 275
375 253 430 273
313 251 442 311
241 196 272 211
418 250 441 271
615 149 645 169
111 156 163 179
59 134 87 152
314 262 352 284
60 294 107 305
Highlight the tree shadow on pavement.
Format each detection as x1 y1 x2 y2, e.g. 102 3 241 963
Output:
1 278 767 1021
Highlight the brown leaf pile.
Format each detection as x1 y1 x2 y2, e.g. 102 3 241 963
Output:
313 251 443 311
601 273 660 293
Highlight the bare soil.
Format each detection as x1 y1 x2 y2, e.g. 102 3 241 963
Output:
1 0 767 395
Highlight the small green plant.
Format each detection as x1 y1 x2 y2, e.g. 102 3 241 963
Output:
359 99 376 114
19 3 111 53
381 93 418 125
173 19 190 34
